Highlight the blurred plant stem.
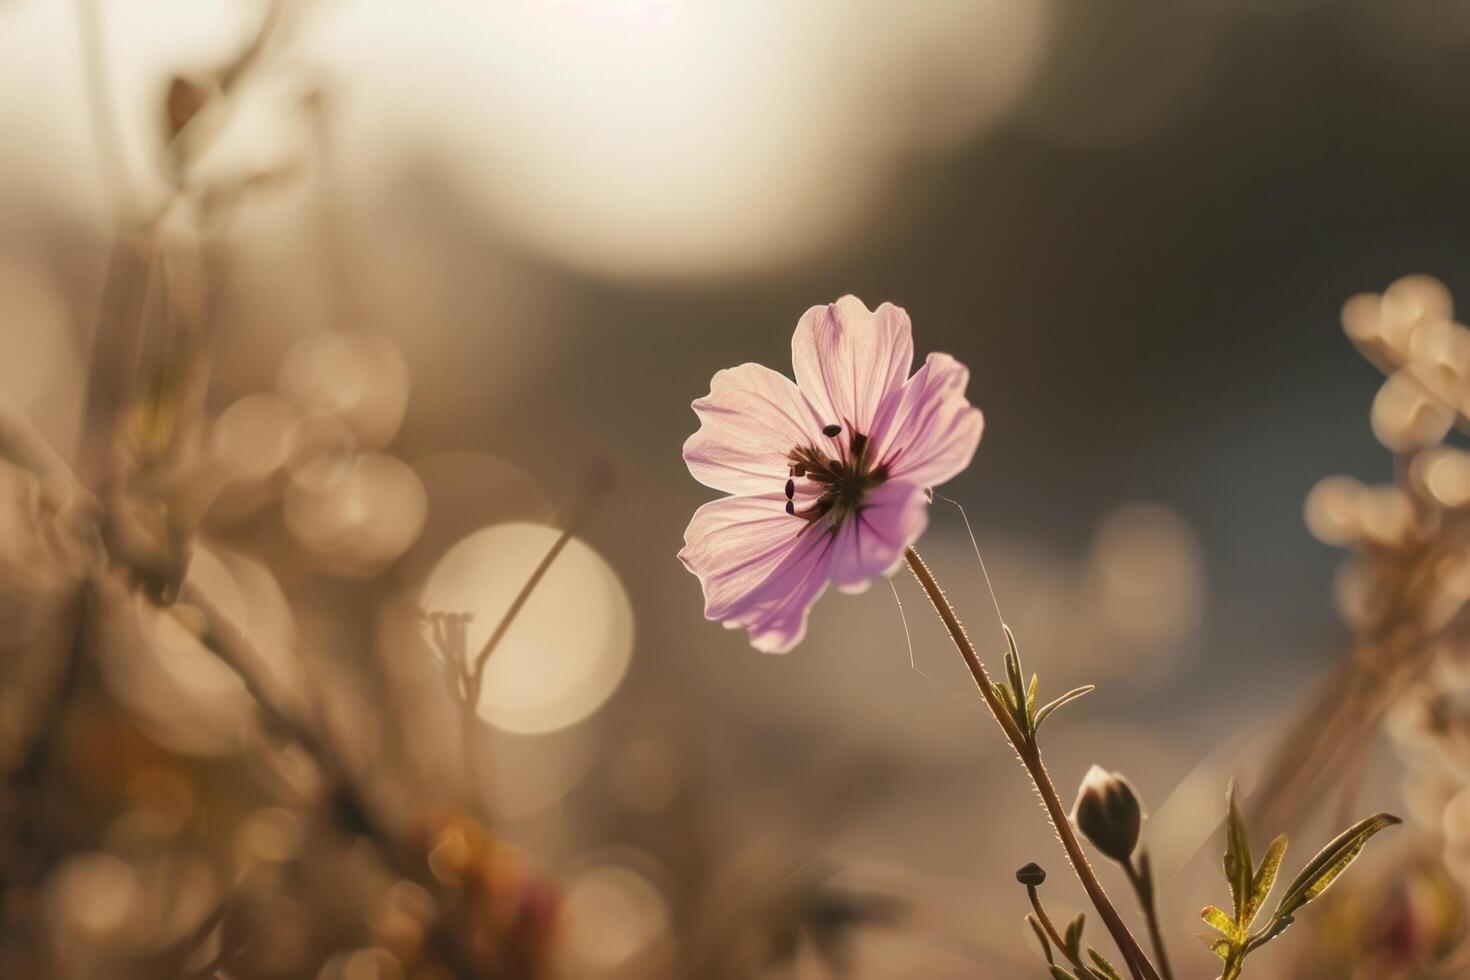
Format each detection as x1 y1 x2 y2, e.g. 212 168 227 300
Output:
427 464 615 810
0 382 502 974
902 547 1160 980
1124 854 1174 980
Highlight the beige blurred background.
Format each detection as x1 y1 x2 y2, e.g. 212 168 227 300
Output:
4 1 1470 977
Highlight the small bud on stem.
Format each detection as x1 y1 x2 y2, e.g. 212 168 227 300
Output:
1072 765 1144 865
1016 862 1047 887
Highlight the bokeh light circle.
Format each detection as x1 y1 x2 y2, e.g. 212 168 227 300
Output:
277 331 410 451
419 523 633 735
284 451 428 574
562 863 671 974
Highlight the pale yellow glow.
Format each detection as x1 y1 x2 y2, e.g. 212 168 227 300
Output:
304 0 1052 279
0 1 1050 278
562 863 669 971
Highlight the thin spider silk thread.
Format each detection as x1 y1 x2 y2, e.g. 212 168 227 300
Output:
933 491 1007 636
889 577 977 711
889 492 1006 710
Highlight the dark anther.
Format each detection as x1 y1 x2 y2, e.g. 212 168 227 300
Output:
870 464 889 483
792 463 806 478
785 500 795 516
850 432 867 454
822 423 842 438
784 479 795 499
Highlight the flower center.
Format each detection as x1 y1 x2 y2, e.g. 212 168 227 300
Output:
783 423 888 531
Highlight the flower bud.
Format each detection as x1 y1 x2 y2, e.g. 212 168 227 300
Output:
1015 863 1047 887
1071 765 1143 864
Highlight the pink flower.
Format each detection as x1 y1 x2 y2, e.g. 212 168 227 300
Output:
679 297 984 653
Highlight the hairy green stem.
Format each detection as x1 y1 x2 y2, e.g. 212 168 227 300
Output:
903 547 1159 980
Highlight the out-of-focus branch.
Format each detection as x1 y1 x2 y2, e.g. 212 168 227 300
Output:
179 575 506 978
177 580 317 752
468 462 615 689
218 0 286 93
10 588 91 786
177 578 431 874
0 390 90 504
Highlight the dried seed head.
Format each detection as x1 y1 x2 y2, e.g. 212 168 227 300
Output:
1071 765 1143 864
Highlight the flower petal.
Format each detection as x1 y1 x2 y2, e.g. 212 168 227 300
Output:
829 481 929 592
792 297 913 437
683 363 828 495
869 352 983 490
678 492 837 653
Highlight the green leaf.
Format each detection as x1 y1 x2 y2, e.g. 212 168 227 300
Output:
997 681 1016 714
1050 968 1078 980
1243 834 1288 929
1250 913 1294 950
1223 783 1253 923
1064 913 1085 959
1200 905 1235 938
1086 947 1123 980
1033 685 1096 730
1197 933 1231 960
1272 813 1401 923
1004 626 1024 685
1026 673 1039 727
1004 627 1028 726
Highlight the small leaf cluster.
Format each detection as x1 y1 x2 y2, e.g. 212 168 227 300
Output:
1031 909 1124 980
1199 786 1399 980
994 625 1094 741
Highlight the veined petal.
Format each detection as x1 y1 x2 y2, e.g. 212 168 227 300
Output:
829 481 929 592
683 363 828 495
792 297 913 437
869 352 983 490
678 492 837 654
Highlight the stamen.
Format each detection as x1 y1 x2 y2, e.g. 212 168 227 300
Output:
784 478 795 499
792 463 806 477
871 463 889 482
785 500 795 516
822 423 842 438
850 432 867 454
